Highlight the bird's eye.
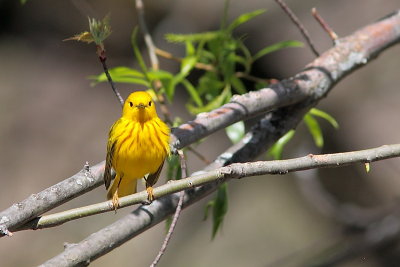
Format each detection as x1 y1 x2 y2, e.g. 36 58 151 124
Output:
129 102 133 107
148 101 152 106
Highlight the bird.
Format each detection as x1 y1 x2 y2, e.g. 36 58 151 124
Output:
103 91 170 210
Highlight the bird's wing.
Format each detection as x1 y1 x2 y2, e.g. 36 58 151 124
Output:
145 161 165 188
104 123 118 189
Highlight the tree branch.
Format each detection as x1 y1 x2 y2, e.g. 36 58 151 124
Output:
1 9 400 238
0 161 104 236
17 143 400 233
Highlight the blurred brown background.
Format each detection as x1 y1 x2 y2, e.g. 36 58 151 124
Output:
0 0 399 266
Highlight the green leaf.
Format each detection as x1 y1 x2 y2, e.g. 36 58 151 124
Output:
309 108 339 129
181 79 203 107
253 40 303 61
227 9 266 32
304 114 324 148
237 41 252 73
268 130 296 160
226 121 245 144
165 31 221 43
197 72 224 96
211 183 228 239
165 56 198 101
90 67 149 87
165 216 173 232
180 56 197 77
185 41 196 56
229 75 247 94
147 70 174 81
203 201 214 221
187 84 231 114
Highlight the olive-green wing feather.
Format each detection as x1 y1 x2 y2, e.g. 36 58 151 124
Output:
104 136 116 190
145 161 164 188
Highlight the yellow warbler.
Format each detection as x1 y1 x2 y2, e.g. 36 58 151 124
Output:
103 91 170 209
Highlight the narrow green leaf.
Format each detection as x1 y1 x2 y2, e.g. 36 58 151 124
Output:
181 79 203 107
165 31 221 43
227 9 266 32
268 130 296 160
212 183 228 239
89 67 149 87
304 114 324 148
185 41 196 56
187 85 231 114
165 56 198 101
233 55 250 73
309 108 339 129
237 41 252 73
203 201 214 221
165 216 173 232
253 40 303 61
226 121 245 144
147 70 174 81
180 56 197 77
229 75 247 94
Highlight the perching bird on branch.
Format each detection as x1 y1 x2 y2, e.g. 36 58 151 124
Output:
103 91 170 209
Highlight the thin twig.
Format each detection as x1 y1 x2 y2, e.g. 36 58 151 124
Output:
98 48 124 106
274 0 320 57
135 0 158 70
150 150 187 267
186 146 211 165
134 0 172 124
311 7 339 44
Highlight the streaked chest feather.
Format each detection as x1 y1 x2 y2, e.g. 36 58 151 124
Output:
111 118 170 175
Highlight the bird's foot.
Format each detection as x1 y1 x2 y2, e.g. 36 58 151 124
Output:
146 186 155 203
111 190 120 212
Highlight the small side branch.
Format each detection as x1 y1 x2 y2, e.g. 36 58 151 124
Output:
135 0 159 70
274 0 320 56
98 50 124 106
311 8 338 44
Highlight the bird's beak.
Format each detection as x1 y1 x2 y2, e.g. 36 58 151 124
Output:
136 103 146 109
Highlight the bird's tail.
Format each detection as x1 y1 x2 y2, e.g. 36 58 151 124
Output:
107 174 138 200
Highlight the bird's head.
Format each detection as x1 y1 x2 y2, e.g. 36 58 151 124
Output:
122 91 158 122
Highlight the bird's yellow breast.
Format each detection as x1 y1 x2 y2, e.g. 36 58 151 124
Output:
111 117 170 179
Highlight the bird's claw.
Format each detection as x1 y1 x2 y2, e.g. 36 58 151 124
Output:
111 190 120 212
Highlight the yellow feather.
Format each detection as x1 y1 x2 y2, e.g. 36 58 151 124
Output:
103 91 170 208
